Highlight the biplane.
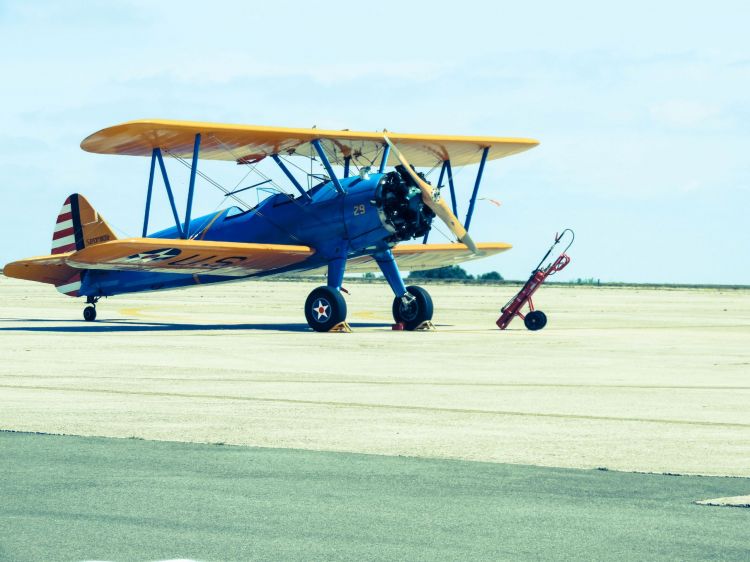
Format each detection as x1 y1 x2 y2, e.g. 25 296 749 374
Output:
3 120 538 331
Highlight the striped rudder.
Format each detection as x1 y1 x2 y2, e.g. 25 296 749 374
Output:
51 195 85 254
49 194 116 298
55 272 82 297
51 194 116 256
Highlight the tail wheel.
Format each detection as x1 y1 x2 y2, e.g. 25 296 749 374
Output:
392 285 433 331
524 310 547 331
83 305 97 322
305 286 347 332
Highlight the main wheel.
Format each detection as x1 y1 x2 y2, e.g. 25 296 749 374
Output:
83 305 97 322
305 286 347 332
392 285 433 331
524 310 547 331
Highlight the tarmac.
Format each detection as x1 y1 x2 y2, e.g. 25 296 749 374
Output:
1 275 749 559
2 431 749 561
1 276 748 476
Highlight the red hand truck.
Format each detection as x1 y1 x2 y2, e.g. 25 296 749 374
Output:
497 229 574 331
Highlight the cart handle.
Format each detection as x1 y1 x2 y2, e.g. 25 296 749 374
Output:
534 228 575 272
555 228 575 255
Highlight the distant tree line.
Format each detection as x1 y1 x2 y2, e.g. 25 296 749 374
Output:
407 265 503 281
569 277 601 285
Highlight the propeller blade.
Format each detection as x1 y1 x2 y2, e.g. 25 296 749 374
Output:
383 136 479 254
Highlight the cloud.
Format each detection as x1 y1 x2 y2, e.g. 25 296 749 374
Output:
1 1 749 283
649 99 722 128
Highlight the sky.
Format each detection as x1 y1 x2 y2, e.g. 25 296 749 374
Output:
0 0 748 284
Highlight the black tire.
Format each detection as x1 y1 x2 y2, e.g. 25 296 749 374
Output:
392 285 433 331
83 305 97 322
305 286 347 332
524 310 547 331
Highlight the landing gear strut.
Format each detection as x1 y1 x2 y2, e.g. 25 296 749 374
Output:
392 285 433 330
83 296 98 322
375 248 435 331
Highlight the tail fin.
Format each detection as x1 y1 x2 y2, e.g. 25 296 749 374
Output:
51 194 117 255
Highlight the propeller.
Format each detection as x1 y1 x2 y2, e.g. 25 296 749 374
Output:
383 136 479 254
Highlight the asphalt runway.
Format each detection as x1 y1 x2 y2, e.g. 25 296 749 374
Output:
2 431 749 561
1 276 748 476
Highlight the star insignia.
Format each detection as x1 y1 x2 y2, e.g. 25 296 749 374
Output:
313 299 329 321
124 248 181 262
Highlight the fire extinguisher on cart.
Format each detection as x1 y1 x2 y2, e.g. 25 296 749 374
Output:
497 229 575 331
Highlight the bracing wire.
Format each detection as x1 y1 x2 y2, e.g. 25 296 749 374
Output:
230 166 256 191
163 148 253 210
429 220 454 244
165 143 304 243
206 135 290 197
209 134 338 238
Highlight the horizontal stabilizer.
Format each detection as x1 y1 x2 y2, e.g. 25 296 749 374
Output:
3 255 77 285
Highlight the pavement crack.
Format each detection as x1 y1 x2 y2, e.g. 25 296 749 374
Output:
1 383 749 429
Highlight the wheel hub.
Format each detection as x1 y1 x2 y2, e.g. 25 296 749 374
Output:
312 298 330 321
398 299 419 322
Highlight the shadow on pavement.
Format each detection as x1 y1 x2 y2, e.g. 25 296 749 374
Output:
0 318 392 333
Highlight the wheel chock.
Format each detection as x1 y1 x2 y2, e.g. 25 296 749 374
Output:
329 321 352 333
391 321 435 331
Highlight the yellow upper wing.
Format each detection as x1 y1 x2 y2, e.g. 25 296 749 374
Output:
81 119 539 168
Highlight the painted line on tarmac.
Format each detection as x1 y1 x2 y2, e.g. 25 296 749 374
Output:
1 374 749 392
1 383 749 429
695 495 750 508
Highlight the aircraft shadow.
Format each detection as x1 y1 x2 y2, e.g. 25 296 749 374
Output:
0 318 392 333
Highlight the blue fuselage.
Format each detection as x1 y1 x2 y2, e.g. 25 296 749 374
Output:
81 174 404 296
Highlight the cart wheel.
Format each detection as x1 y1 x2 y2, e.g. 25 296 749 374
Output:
524 310 547 331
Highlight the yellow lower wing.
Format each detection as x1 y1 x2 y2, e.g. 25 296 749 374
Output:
66 238 315 276
5 238 315 282
4 241 508 286
353 242 510 273
289 242 511 276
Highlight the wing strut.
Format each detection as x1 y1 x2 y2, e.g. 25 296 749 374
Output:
141 133 203 239
464 146 489 232
142 148 157 237
445 159 458 216
378 142 390 174
271 154 312 200
311 139 345 195
183 133 201 238
155 148 185 238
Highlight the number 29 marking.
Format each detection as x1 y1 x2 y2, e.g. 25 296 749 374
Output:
353 204 366 216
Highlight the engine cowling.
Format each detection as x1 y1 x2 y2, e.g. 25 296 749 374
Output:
373 167 435 242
